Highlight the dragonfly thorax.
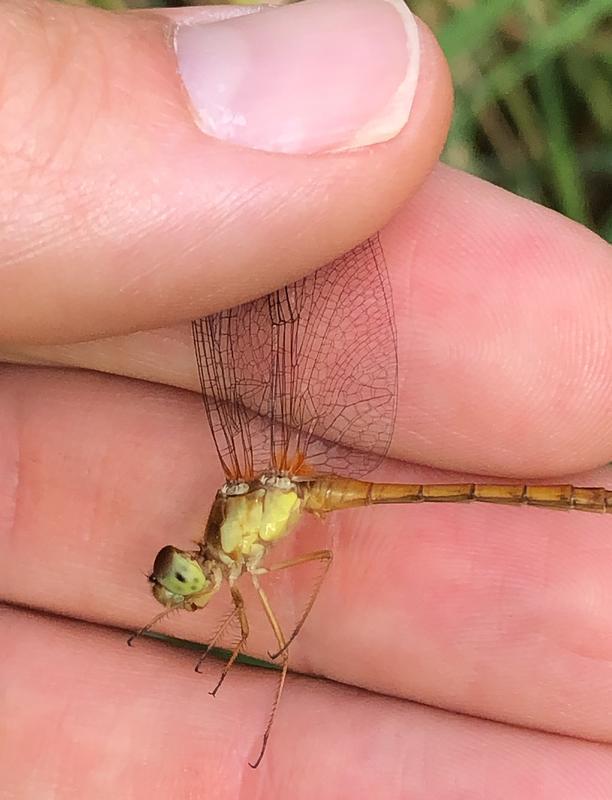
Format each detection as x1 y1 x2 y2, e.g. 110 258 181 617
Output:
206 477 304 569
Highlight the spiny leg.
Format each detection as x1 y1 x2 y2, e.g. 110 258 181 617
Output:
249 574 289 769
208 586 250 698
194 606 239 674
126 607 176 647
255 549 332 660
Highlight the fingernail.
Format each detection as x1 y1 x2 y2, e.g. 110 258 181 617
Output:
174 0 420 154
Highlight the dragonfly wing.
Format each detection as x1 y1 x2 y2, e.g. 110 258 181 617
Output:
192 234 398 480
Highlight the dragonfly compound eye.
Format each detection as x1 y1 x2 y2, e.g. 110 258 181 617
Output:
151 545 208 598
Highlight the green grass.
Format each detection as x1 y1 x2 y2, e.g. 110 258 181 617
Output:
145 631 280 670
413 0 611 235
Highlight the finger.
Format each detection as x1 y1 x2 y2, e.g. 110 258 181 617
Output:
0 0 451 345
5 608 612 798
387 164 612 474
4 166 611 475
1 367 611 743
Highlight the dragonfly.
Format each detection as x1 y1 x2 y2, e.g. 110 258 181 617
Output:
131 234 611 768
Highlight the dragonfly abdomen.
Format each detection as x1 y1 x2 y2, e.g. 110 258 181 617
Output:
304 477 612 514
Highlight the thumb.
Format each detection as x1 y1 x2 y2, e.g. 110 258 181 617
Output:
0 0 451 345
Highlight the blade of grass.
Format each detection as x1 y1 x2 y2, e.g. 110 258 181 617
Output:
564 53 612 132
147 631 280 670
436 0 520 61
471 0 611 115
535 62 590 224
87 0 126 8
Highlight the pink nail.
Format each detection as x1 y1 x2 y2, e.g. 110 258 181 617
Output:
174 0 420 154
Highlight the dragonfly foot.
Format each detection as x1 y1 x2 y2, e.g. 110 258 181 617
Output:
249 733 269 769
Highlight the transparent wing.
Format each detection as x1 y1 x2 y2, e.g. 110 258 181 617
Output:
192 234 398 481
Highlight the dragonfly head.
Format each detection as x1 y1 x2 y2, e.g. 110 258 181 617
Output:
148 545 220 611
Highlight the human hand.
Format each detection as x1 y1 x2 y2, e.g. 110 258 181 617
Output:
1 1 611 797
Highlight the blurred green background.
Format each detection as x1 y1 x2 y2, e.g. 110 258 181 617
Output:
82 0 612 241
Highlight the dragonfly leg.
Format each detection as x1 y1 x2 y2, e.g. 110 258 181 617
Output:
249 574 289 769
126 607 176 647
256 549 333 660
194 606 239 673
207 586 250 697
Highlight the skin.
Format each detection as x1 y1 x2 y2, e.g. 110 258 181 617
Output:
1 1 612 797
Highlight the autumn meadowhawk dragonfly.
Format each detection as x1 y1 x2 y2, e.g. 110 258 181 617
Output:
132 234 611 767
